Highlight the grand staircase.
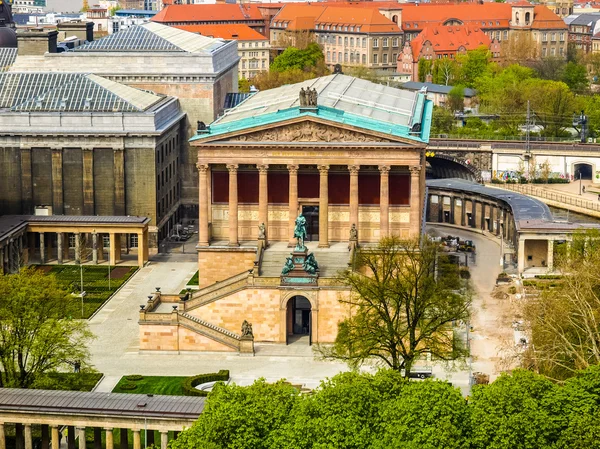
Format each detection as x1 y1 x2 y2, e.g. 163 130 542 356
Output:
259 242 352 278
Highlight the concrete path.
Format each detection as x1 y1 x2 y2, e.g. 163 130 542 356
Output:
89 256 348 392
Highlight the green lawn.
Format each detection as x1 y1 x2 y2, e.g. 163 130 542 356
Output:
187 270 199 286
32 372 104 392
112 375 188 396
36 265 137 318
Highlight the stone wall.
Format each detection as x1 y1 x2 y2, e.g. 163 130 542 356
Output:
524 239 549 269
139 323 236 352
197 248 256 287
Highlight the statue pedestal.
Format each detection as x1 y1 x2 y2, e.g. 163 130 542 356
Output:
239 335 255 356
280 247 318 286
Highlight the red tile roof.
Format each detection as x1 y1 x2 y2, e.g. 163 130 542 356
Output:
272 4 400 33
173 24 268 41
410 24 491 61
399 3 566 31
152 4 264 24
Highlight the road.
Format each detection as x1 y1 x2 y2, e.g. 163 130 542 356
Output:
426 225 516 394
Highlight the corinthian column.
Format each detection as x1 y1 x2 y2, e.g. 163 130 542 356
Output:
318 165 329 248
258 164 269 243
379 165 390 238
288 165 299 247
348 165 360 239
227 164 239 246
197 163 209 246
409 166 421 237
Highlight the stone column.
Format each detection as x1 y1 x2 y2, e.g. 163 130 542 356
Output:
105 429 113 449
77 428 86 449
287 165 299 247
39 232 46 264
318 165 329 248
51 148 64 214
92 233 98 264
137 232 145 267
197 163 209 246
0 423 4 449
24 425 32 449
82 149 94 215
41 425 49 449
480 203 486 230
258 164 269 244
518 238 526 273
113 148 125 216
409 166 421 237
379 165 390 238
348 165 360 239
132 430 141 449
160 432 168 449
109 233 121 266
51 426 59 449
227 164 239 247
449 196 455 224
20 148 33 214
547 239 554 272
119 428 128 449
74 233 81 264
57 233 63 264
461 196 466 226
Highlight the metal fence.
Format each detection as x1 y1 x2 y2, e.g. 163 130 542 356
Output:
494 183 600 213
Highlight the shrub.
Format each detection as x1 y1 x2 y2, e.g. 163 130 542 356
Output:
126 374 143 381
119 382 138 391
182 370 230 397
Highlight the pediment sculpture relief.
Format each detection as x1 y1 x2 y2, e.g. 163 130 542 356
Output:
233 122 388 143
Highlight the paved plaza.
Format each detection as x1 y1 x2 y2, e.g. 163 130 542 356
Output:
89 253 349 393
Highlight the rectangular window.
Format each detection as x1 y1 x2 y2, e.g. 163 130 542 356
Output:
344 37 348 46
362 37 366 48
362 54 366 64
383 53 388 64
383 38 388 48
350 37 354 46
392 37 398 47
326 50 330 62
373 38 379 48
333 52 337 62
373 54 378 64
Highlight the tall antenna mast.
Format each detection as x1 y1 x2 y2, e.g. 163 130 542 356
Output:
526 100 530 154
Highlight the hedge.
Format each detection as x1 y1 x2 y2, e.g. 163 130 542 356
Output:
182 370 230 397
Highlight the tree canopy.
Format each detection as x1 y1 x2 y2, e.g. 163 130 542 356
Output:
270 43 324 73
320 237 471 375
0 268 94 388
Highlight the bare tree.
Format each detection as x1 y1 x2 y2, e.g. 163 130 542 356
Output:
319 237 471 376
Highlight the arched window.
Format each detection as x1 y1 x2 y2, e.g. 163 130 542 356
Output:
525 12 530 25
392 14 398 23
515 11 520 25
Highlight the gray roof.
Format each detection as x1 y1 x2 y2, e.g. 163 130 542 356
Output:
0 388 205 420
0 48 17 72
74 22 226 54
401 82 477 97
214 74 420 130
565 13 600 26
0 72 164 112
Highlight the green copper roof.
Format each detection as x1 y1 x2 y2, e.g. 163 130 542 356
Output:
190 74 433 144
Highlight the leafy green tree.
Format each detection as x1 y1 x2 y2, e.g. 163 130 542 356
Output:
529 57 566 81
447 85 465 112
270 42 324 73
562 62 589 93
170 379 300 449
238 78 251 93
374 379 470 449
456 46 492 87
525 79 578 137
470 370 562 449
320 237 471 375
431 106 454 134
0 268 94 388
418 58 432 82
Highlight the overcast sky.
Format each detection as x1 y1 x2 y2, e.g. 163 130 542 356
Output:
45 0 83 13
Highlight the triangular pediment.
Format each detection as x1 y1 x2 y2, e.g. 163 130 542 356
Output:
196 116 423 146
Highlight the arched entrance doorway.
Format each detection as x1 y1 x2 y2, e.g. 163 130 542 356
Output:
286 295 312 345
574 162 593 180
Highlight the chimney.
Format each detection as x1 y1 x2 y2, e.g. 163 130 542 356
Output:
17 28 58 55
56 21 94 42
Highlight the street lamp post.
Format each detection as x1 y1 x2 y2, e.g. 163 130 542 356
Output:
80 291 86 318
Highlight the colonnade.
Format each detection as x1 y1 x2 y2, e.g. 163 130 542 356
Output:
33 231 148 267
0 233 26 275
0 423 173 449
426 192 516 243
197 163 422 247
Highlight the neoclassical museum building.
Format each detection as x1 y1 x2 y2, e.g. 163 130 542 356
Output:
139 74 433 352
